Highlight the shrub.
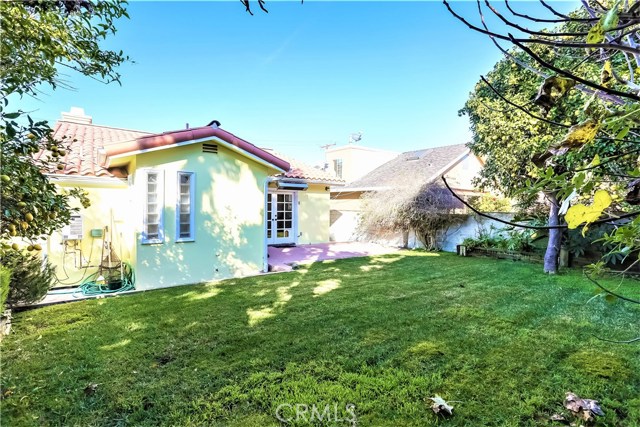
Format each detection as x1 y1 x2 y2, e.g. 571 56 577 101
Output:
462 227 535 253
0 266 10 312
0 250 54 307
467 194 512 213
359 183 467 251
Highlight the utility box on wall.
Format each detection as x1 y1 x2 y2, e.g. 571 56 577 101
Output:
62 215 83 240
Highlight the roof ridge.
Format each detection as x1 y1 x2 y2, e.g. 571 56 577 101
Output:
57 120 153 135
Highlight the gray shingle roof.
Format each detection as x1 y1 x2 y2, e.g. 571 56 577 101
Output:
339 143 469 191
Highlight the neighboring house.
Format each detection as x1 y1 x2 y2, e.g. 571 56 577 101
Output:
329 143 486 246
324 144 398 183
41 108 342 290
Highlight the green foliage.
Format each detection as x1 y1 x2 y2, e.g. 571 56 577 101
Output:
0 266 10 312
0 0 128 243
2 253 638 425
0 250 54 307
462 226 535 253
467 194 511 213
460 5 640 275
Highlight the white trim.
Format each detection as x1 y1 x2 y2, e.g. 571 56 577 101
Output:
46 174 128 188
141 168 164 245
266 190 297 246
272 177 345 186
427 149 472 184
107 136 287 173
175 171 196 243
263 177 274 272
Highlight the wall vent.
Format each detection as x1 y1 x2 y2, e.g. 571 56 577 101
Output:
202 143 218 154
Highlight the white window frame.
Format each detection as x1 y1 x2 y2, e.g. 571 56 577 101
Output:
333 158 343 178
141 169 164 244
175 171 195 242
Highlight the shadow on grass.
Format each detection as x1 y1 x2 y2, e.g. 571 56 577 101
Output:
2 252 639 426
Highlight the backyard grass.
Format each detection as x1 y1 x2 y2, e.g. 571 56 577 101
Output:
1 251 639 426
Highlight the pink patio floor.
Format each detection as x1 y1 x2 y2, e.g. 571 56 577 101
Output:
268 242 399 272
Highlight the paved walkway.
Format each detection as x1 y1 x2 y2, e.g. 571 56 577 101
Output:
268 242 399 272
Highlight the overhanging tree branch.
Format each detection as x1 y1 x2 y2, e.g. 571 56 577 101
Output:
480 76 571 127
441 176 640 229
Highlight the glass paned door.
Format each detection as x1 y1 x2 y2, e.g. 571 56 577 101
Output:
267 191 296 245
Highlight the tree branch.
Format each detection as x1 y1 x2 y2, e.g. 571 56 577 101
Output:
442 176 640 229
511 35 640 102
504 0 597 23
584 271 640 304
480 76 571 128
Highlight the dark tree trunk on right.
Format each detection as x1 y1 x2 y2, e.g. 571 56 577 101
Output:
544 192 562 274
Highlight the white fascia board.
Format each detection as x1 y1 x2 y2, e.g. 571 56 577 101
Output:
427 148 472 184
332 186 392 193
272 177 345 186
107 136 286 173
46 174 128 188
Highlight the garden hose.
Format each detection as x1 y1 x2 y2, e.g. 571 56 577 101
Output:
47 262 135 297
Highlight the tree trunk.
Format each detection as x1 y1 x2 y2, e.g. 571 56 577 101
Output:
544 193 562 274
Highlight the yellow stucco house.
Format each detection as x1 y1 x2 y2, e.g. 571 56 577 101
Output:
43 108 343 290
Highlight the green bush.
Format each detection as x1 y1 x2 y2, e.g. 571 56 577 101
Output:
462 227 534 253
0 250 54 307
0 266 10 312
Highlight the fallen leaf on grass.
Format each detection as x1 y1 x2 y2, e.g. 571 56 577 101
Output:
428 395 454 416
564 392 604 422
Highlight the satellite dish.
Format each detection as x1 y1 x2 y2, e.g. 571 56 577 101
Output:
349 132 363 144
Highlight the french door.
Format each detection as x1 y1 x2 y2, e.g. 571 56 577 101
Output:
266 191 296 245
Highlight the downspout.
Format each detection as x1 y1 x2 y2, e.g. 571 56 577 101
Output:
263 176 275 273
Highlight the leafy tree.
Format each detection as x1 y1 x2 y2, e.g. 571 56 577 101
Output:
447 1 640 341
0 0 129 248
449 1 639 272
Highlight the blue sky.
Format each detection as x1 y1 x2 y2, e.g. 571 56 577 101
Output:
18 1 578 164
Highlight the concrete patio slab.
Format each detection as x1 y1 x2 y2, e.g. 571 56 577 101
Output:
268 242 399 272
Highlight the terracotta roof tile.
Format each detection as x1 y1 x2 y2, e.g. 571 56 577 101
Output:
36 120 151 178
265 150 344 184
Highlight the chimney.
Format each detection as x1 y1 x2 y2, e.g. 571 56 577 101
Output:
60 107 92 124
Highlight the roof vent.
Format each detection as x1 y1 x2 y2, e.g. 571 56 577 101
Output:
61 107 92 124
202 143 218 154
207 120 221 128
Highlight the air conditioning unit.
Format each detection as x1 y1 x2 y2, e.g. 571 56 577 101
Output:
62 215 83 240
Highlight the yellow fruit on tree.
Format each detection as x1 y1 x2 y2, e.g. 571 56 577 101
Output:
33 244 42 251
27 245 34 251
20 221 29 230
11 243 19 250
0 175 9 183
25 213 34 222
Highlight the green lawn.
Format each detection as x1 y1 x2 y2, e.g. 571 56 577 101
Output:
2 252 639 426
